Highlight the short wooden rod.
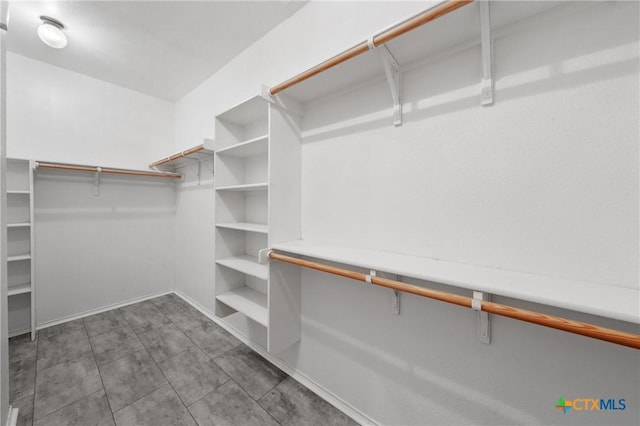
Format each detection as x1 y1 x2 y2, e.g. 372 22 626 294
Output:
36 162 182 179
269 0 474 95
148 144 205 168
268 252 640 350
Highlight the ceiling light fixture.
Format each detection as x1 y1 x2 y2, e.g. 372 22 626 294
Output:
37 16 67 49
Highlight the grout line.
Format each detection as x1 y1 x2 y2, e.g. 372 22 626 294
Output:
86 321 117 426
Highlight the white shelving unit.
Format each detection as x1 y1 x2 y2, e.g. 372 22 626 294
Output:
6 158 36 340
214 95 302 352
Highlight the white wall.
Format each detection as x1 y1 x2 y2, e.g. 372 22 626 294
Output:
7 53 174 169
175 1 639 425
6 52 177 325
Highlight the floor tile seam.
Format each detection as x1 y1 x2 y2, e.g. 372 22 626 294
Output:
88 333 118 425
150 345 192 365
185 377 241 410
151 351 201 426
110 381 170 418
255 389 286 426
84 320 134 340
32 386 105 422
34 348 95 377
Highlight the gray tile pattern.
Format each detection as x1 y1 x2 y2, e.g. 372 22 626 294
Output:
113 385 197 426
84 309 131 338
33 390 114 426
33 355 103 420
9 334 37 363
9 356 36 402
90 326 145 366
259 377 358 426
119 300 171 333
100 350 167 412
215 344 287 400
189 381 280 426
137 323 195 363
158 346 229 406
8 294 357 426
185 320 241 359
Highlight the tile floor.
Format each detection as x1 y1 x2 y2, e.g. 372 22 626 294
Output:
8 294 358 426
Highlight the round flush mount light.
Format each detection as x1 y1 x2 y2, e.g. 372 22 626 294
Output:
37 16 67 49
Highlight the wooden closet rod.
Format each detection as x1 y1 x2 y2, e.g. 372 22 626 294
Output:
36 161 182 179
269 0 474 95
148 144 206 168
268 252 640 350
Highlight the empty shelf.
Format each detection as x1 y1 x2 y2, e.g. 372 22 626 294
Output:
215 183 268 192
8 283 31 296
217 255 268 280
216 135 268 158
7 190 30 195
216 222 268 234
216 287 268 327
7 223 30 228
7 254 31 262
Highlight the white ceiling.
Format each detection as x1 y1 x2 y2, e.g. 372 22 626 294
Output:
6 1 307 101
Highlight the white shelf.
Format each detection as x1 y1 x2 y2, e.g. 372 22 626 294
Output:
215 183 268 192
216 255 268 280
7 190 30 195
271 240 640 325
216 287 268 327
7 223 30 228
216 135 268 158
8 284 31 297
216 222 268 234
7 254 31 262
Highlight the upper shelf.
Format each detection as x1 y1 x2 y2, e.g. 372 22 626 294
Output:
270 240 640 325
216 135 268 158
149 139 214 171
277 1 564 105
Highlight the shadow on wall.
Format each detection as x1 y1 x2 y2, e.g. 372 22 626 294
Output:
300 1 639 144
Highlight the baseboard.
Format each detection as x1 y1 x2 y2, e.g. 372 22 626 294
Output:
174 289 378 426
8 327 30 338
5 406 18 426
36 290 174 331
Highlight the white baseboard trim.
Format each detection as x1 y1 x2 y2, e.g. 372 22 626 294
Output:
5 406 18 426
36 290 174 331
174 289 378 426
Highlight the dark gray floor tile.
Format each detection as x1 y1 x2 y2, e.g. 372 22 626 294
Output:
12 394 34 426
33 390 114 426
137 323 195 363
37 323 92 371
84 310 130 338
184 321 240 360
90 327 145 366
189 381 279 426
10 356 36 402
113 384 197 426
214 345 286 400
34 355 103 420
259 377 357 426
158 347 229 406
100 350 167 412
9 333 37 363
120 301 170 333
38 319 86 341
149 293 190 312
164 306 212 333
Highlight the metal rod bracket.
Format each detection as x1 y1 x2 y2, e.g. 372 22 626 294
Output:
365 269 376 284
479 0 494 106
93 167 101 196
375 45 403 126
473 291 491 344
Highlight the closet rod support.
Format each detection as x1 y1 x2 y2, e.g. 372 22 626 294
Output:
473 290 491 344
373 44 402 126
93 167 101 196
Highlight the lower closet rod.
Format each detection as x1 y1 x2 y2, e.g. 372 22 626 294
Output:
268 252 640 350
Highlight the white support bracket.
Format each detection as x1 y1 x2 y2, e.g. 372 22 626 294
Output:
258 248 272 265
472 291 491 344
196 160 202 186
391 288 400 316
370 41 402 126
260 85 304 117
93 167 101 197
479 0 494 106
